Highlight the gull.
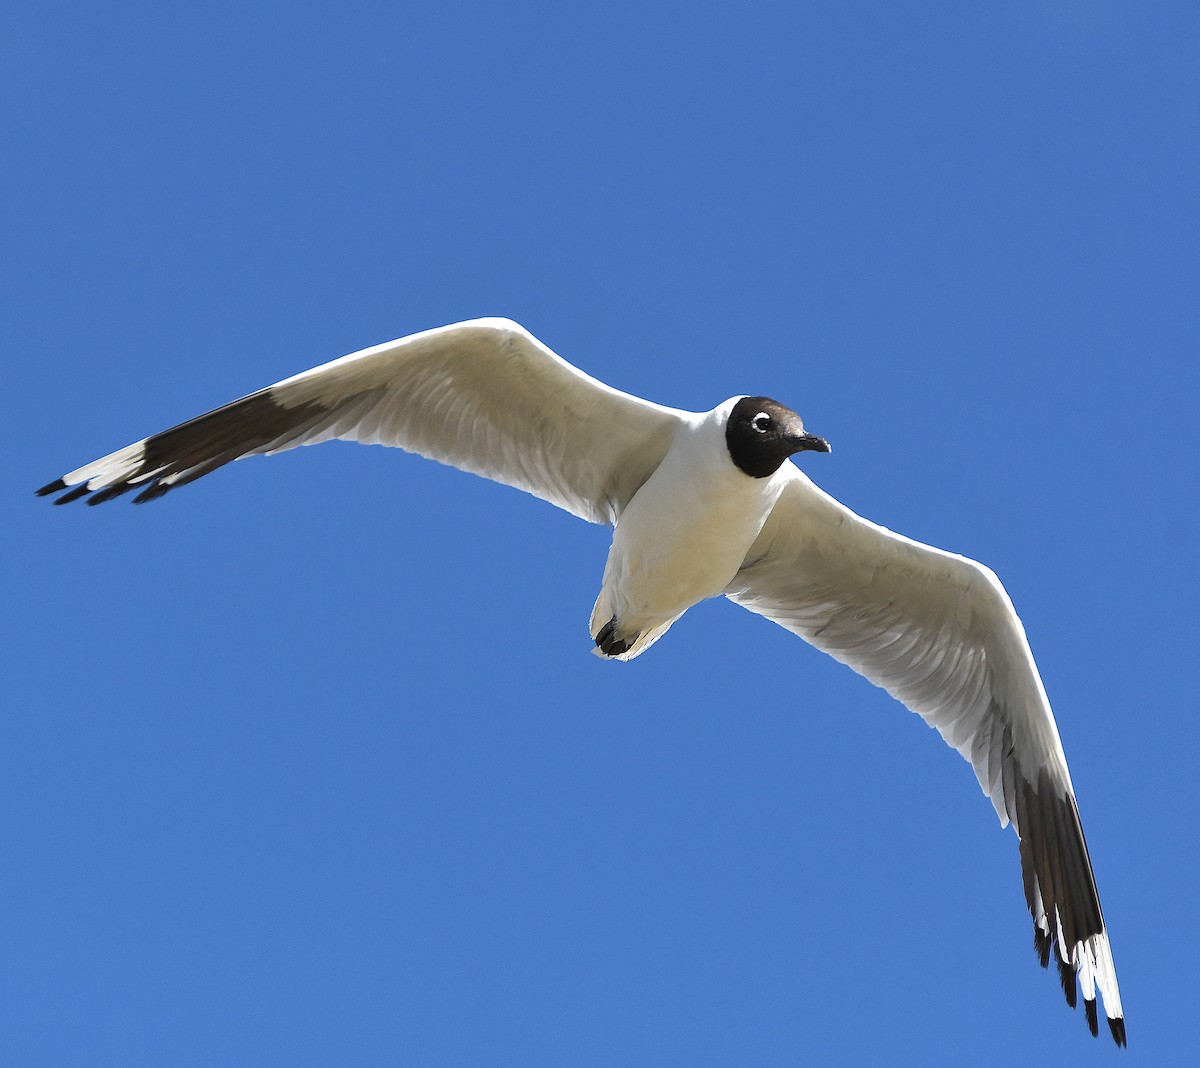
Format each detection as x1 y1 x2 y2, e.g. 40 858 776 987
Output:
38 317 1125 1044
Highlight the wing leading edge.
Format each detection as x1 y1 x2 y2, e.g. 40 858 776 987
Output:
726 465 1124 1044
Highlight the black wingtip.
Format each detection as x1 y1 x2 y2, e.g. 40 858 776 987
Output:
54 484 92 505
1084 998 1098 1037
1108 1015 1126 1048
1033 926 1051 969
86 483 134 506
37 478 68 497
132 481 171 504
1056 955 1077 1009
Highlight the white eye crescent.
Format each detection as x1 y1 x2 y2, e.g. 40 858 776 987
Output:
752 412 771 432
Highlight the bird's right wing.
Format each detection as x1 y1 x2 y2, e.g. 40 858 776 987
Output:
38 319 687 524
724 464 1125 1044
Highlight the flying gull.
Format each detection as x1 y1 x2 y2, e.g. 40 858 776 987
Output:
38 318 1125 1045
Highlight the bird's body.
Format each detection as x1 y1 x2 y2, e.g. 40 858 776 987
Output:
38 317 1125 1045
591 401 793 659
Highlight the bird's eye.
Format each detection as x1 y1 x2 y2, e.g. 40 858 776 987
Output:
752 413 771 433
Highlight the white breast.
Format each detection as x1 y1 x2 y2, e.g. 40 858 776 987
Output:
589 407 788 658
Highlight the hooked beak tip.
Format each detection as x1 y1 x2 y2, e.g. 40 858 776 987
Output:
795 433 831 455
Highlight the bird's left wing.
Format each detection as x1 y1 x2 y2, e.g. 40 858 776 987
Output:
724 464 1125 1045
37 319 686 524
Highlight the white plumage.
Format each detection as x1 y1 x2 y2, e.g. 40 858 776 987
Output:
40 317 1125 1045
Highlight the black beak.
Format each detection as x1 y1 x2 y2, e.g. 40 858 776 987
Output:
791 432 831 454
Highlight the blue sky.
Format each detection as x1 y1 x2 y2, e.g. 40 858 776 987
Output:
6 2 1198 1064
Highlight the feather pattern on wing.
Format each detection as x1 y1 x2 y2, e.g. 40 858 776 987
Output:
38 319 685 524
724 464 1124 1044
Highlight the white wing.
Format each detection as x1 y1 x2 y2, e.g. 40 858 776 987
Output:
724 464 1125 1045
38 319 686 524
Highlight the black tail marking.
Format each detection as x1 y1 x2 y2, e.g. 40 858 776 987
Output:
595 617 632 657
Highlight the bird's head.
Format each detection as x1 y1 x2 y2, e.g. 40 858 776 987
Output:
724 396 830 478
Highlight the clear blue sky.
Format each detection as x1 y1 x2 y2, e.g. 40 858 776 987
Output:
6 2 1197 1064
